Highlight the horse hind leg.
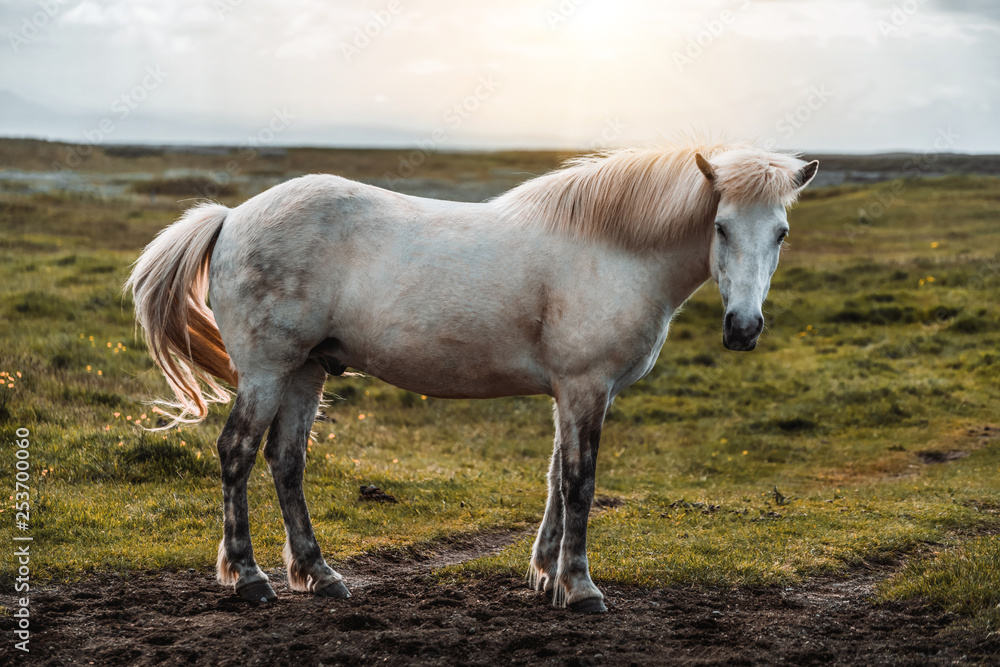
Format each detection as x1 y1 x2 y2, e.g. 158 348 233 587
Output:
215 374 291 602
528 420 564 596
262 360 350 598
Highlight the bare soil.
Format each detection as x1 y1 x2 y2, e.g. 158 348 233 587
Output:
3 528 998 666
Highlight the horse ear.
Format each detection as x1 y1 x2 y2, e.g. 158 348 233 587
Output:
794 160 819 189
694 153 716 182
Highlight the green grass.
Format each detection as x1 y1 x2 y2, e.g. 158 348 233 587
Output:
0 163 998 630
877 534 1000 631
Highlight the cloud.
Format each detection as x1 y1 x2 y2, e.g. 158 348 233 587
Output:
403 60 451 75
0 0 996 151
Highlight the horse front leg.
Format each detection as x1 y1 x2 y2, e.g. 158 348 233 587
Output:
262 361 349 598
551 385 608 613
529 422 563 596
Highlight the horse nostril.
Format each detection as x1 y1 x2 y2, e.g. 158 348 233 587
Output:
724 312 735 333
753 316 764 336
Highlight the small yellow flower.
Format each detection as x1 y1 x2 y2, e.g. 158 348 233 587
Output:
927 276 935 282
719 438 728 444
930 241 939 248
358 414 366 420
421 395 427 400
392 459 398 463
328 433 335 439
742 450 749 456
107 342 112 348
97 370 102 376
15 372 21 378
86 365 92 371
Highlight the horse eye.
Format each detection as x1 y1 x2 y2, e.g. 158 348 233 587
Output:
716 225 727 240
777 231 787 245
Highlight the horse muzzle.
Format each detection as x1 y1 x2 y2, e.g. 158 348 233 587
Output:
723 311 763 352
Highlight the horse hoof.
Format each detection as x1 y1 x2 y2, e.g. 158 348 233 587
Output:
316 580 351 598
237 580 277 603
569 597 607 614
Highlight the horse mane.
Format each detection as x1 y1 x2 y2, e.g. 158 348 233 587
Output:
491 141 807 251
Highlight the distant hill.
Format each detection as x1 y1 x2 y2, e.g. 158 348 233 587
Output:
1 137 997 201
799 151 1000 187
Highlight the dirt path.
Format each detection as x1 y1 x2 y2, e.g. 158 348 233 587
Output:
3 497 998 666
333 528 531 591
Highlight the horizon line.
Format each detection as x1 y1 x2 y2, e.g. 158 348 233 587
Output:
2 135 999 158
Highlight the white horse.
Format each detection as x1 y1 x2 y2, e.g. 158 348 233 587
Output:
127 141 818 613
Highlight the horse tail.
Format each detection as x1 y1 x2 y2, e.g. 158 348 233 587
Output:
126 203 237 427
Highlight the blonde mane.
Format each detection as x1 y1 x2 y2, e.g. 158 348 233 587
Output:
492 141 807 250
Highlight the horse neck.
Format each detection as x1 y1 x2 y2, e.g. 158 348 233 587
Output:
653 226 714 309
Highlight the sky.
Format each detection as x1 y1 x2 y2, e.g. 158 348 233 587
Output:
1 0 998 152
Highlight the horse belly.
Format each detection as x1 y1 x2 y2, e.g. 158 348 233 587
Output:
346 328 548 399
327 283 549 400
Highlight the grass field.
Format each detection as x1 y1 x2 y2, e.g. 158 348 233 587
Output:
1 149 998 630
